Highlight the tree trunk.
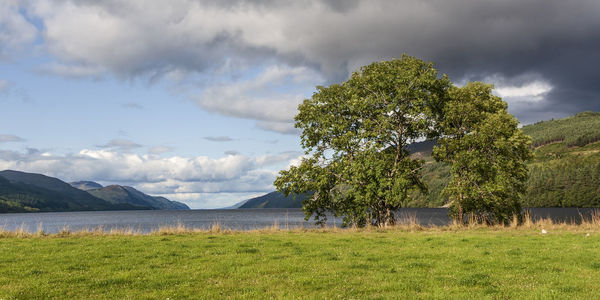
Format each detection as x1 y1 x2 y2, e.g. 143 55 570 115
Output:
458 195 464 224
457 177 464 224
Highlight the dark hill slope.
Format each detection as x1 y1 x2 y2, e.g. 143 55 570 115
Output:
0 170 189 213
0 170 130 212
239 191 309 209
88 185 189 210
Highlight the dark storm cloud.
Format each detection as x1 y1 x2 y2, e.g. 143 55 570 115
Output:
403 1 600 123
282 0 600 124
25 0 600 123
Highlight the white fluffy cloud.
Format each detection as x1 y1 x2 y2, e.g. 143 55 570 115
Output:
0 148 301 208
195 65 322 133
0 1 37 59
26 0 330 131
495 81 552 102
28 0 270 77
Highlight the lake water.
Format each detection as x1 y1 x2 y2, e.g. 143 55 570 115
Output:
0 207 597 233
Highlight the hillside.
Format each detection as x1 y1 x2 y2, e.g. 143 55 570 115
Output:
221 199 250 209
238 191 310 209
0 170 129 213
409 111 600 207
87 185 189 210
521 111 600 147
0 170 189 213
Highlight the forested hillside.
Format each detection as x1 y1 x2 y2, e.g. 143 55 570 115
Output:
0 171 119 212
521 111 600 147
410 111 600 207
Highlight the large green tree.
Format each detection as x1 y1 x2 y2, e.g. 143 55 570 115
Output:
433 82 532 225
275 55 450 227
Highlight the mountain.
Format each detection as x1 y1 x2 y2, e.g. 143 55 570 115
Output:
221 198 251 209
69 181 103 191
87 185 189 210
0 170 189 213
238 191 310 209
0 170 133 213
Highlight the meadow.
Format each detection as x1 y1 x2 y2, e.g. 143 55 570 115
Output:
1 218 599 299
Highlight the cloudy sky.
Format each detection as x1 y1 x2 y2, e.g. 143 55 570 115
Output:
1 0 599 208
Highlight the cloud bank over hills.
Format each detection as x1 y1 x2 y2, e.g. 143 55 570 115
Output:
0 148 300 208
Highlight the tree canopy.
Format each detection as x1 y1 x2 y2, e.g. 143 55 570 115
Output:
274 55 450 227
275 56 532 227
433 82 532 224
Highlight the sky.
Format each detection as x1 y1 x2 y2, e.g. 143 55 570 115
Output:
1 0 599 208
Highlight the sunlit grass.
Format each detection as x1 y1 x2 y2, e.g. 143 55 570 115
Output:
0 215 599 299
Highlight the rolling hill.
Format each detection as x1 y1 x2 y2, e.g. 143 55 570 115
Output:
87 185 189 210
0 170 189 213
0 170 126 213
238 191 310 209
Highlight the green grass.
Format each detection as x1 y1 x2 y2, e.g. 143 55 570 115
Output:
1 228 599 299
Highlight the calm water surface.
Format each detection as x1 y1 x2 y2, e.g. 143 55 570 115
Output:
0 208 597 233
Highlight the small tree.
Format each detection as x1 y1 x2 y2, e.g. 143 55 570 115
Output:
433 82 532 225
274 55 450 227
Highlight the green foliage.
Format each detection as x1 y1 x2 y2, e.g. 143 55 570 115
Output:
522 115 600 207
524 152 600 207
275 55 450 227
433 82 532 224
410 113 600 208
0 196 39 212
1 230 600 299
522 111 600 147
409 161 451 207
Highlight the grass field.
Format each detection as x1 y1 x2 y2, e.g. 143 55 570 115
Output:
1 223 599 299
